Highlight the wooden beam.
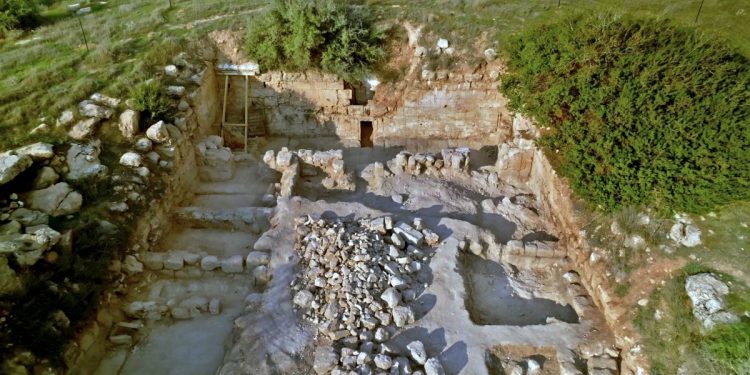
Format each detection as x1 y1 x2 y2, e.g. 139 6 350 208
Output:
221 75 229 141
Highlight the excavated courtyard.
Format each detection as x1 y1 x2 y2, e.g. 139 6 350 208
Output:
91 135 619 375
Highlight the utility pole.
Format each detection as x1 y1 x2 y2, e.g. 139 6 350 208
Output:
695 0 705 23
77 17 89 52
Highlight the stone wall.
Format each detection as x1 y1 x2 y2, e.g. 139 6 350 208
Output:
220 67 511 148
371 74 512 147
498 115 648 374
67 71 215 375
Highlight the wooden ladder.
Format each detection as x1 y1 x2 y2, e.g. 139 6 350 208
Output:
220 74 265 153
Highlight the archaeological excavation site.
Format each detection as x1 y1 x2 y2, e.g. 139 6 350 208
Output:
2 1 749 375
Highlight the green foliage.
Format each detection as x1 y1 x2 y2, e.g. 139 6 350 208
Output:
129 80 175 129
0 0 39 34
245 0 385 80
501 14 750 214
634 263 750 374
0 219 125 363
699 320 750 374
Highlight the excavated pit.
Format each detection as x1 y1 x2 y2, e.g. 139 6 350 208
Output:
85 136 619 375
460 253 579 326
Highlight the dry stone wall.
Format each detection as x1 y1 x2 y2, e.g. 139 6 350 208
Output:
220 67 511 148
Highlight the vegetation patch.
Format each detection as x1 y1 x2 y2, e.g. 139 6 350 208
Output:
245 0 386 80
634 263 749 374
0 0 39 35
130 79 175 130
501 14 750 214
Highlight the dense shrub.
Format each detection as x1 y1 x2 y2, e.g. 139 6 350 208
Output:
501 14 750 213
0 0 39 34
129 80 174 130
245 0 385 80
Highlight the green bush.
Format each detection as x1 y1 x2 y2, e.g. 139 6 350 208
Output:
501 14 750 213
0 0 39 34
129 80 174 129
245 0 385 80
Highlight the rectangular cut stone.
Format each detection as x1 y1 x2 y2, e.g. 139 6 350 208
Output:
393 222 424 247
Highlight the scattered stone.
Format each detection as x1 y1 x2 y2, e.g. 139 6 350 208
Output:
167 85 186 97
78 100 113 119
313 346 339 374
392 305 414 327
57 110 75 127
527 359 541 375
424 357 445 375
407 341 427 365
134 137 153 153
380 287 401 308
119 109 140 139
209 298 221 315
484 48 497 60
294 290 315 309
685 273 739 329
89 93 121 108
670 216 702 247
119 152 143 167
165 65 178 76
146 121 170 143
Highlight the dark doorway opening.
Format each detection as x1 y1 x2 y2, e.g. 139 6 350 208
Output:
360 121 373 148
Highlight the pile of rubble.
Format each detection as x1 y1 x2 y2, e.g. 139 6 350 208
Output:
387 148 470 176
290 215 445 374
360 148 470 192
263 148 354 197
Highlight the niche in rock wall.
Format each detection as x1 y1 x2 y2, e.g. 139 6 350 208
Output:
360 121 373 148
345 81 370 105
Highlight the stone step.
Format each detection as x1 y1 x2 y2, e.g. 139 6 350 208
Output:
139 249 271 278
191 193 263 209
159 228 257 258
195 162 277 195
172 206 272 232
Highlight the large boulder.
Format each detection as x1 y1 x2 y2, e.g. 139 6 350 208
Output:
14 143 54 161
24 182 83 217
0 152 33 186
119 109 140 139
66 141 108 181
685 273 739 330
670 216 702 247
